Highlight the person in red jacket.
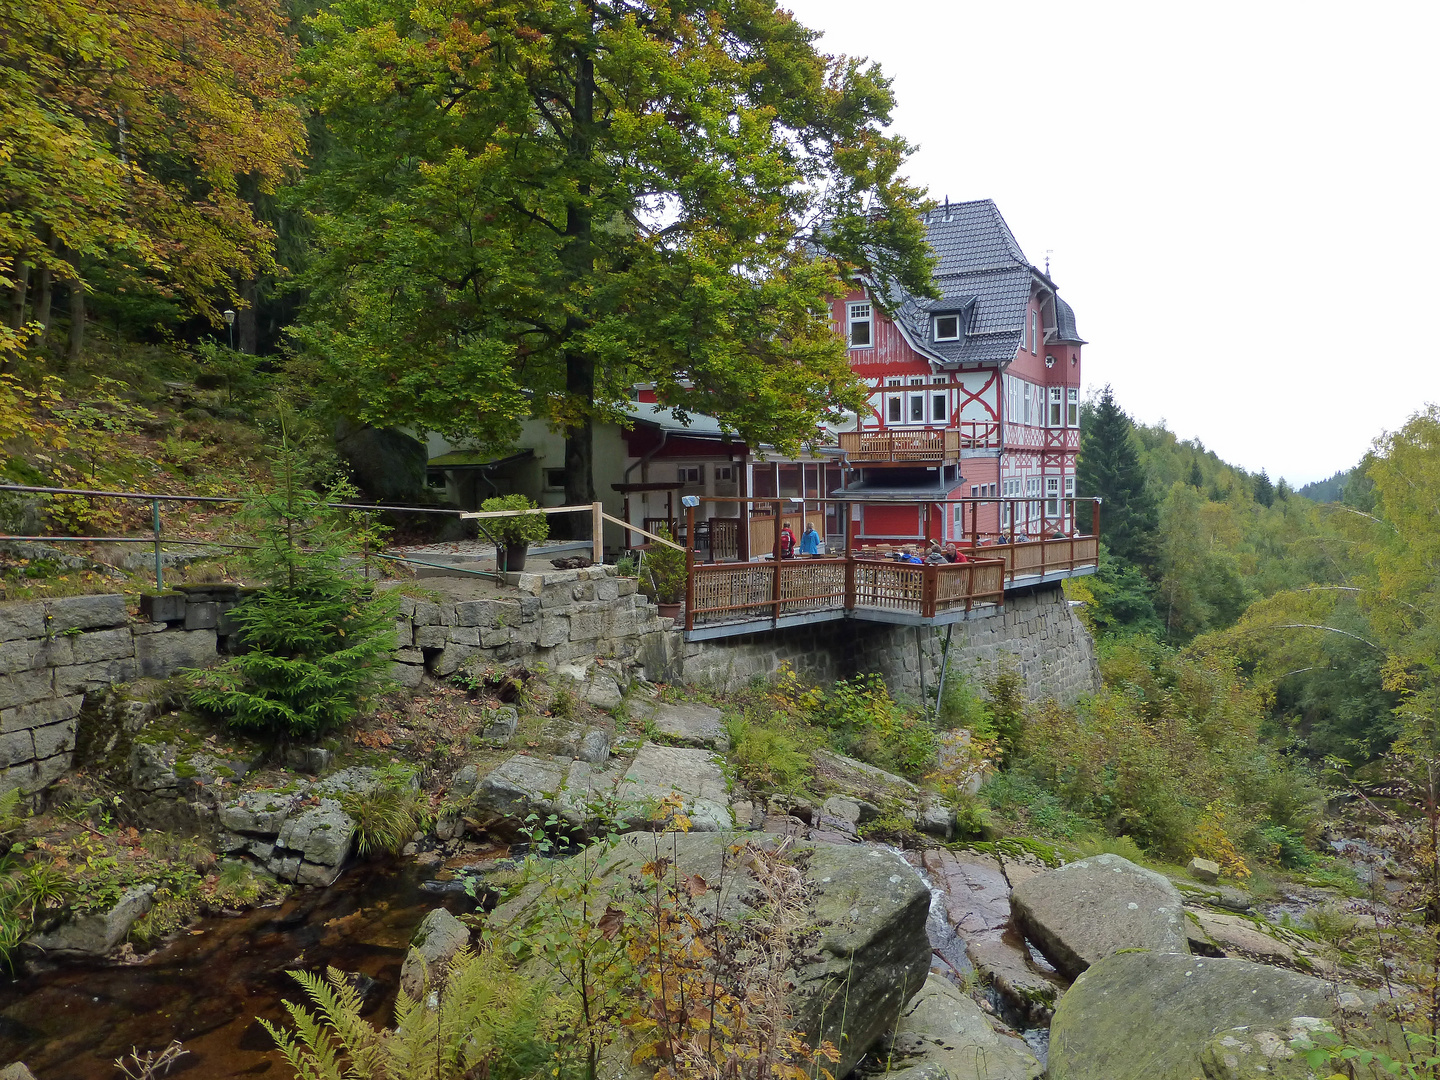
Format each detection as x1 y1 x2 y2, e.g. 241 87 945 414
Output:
779 523 796 559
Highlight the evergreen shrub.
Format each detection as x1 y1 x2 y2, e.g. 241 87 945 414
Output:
188 440 398 738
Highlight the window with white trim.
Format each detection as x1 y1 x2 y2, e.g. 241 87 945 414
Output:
678 466 702 484
933 314 960 341
932 393 947 422
909 393 925 423
848 302 872 348
1064 475 1075 505
887 395 902 423
1049 386 1063 427
1046 476 1060 517
1067 388 1079 426
1030 311 1039 354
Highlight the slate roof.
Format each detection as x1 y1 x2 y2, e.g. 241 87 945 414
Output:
1054 295 1084 343
877 199 1082 365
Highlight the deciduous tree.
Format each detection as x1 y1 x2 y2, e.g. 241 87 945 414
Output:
294 0 935 507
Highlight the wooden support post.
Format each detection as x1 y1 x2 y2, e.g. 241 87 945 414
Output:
684 503 696 632
923 501 931 546
1091 498 1101 539
772 499 783 626
592 502 604 564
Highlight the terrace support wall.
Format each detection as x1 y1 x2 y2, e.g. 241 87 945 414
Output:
678 584 1100 706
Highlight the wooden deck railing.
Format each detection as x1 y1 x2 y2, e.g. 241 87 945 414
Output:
837 429 962 462
687 555 1006 629
961 534 1099 586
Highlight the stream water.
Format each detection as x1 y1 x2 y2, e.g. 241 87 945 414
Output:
0 862 472 1079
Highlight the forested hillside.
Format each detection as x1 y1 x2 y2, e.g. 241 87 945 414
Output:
1070 386 1429 768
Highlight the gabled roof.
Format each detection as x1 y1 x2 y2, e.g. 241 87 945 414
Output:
877 199 1082 365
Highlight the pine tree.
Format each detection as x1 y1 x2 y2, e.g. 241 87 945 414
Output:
1077 385 1160 575
1188 458 1204 489
188 436 399 739
1253 469 1275 508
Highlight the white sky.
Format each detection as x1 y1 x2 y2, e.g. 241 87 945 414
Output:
783 0 1440 485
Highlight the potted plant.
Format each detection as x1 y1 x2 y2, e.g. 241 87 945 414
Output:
480 494 549 571
644 525 687 619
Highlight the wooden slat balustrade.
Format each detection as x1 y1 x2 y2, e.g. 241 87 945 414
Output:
836 429 962 462
688 555 1007 628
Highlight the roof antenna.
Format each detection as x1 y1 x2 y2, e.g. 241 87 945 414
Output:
1045 249 1053 276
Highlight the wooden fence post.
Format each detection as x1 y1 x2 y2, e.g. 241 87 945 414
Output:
684 502 696 632
592 502 604 565
772 499 783 626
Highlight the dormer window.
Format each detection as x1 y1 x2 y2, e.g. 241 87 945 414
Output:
933 314 960 341
848 302 872 348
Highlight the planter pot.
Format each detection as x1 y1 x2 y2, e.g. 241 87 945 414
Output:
657 602 682 620
500 543 529 572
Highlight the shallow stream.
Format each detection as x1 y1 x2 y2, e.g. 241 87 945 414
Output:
0 862 471 1079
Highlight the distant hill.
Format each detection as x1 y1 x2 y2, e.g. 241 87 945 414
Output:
1298 469 1352 503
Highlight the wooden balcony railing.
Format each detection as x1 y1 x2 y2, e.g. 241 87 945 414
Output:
960 534 1099 586
836 424 1000 462
687 555 1006 629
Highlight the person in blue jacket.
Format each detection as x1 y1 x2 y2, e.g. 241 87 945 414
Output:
799 522 821 556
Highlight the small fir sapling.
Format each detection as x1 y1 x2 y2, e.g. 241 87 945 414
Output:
187 431 399 739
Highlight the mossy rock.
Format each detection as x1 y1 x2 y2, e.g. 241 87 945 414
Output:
1048 952 1338 1080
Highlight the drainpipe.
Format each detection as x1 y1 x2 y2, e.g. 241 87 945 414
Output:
624 428 669 484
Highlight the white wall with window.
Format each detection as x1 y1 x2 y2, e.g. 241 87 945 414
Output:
848 302 872 348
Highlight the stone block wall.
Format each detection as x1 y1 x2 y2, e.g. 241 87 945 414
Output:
0 590 227 796
678 584 1100 706
391 566 674 687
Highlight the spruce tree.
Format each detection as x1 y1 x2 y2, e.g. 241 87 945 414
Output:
1188 458 1204 489
188 438 399 739
1253 469 1275 507
1076 385 1159 575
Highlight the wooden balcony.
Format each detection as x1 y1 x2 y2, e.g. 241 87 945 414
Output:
687 555 1007 634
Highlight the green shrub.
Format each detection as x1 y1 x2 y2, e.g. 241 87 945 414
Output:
938 673 995 737
726 718 811 793
481 494 550 546
187 437 399 739
641 525 687 604
809 674 936 777
1254 824 1314 869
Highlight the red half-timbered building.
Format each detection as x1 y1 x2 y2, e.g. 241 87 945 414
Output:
822 198 1084 547
614 198 1084 555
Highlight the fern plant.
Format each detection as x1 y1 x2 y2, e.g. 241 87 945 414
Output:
264 948 564 1080
188 433 399 739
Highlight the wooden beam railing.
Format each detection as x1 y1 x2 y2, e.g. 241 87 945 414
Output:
687 555 1006 629
836 429 962 462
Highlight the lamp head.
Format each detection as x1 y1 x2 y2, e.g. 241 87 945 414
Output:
680 495 700 508
222 309 236 326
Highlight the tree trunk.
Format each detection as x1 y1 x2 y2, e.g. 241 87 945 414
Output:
8 259 29 330
65 275 84 368
238 277 258 353
560 25 598 537
33 267 52 345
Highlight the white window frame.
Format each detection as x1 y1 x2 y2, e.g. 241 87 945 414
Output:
1049 386 1063 427
933 314 960 341
678 465 702 485
887 395 902 424
931 392 947 422
1067 388 1079 427
1030 311 1039 354
1046 476 1060 517
847 302 873 348
716 466 733 482
908 392 926 424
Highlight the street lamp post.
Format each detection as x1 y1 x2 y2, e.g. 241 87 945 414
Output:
223 309 236 351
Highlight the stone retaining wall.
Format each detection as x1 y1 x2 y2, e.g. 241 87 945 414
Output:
0 590 225 796
1 571 1099 797
390 566 673 688
677 584 1100 706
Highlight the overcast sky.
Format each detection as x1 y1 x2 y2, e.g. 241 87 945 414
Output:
783 0 1439 485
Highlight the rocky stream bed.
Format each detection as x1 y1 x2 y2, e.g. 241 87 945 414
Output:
0 680 1387 1080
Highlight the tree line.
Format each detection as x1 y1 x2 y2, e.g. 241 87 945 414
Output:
2 0 936 513
1074 385 1436 769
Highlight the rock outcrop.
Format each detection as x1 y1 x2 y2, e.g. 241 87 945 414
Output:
1010 853 1188 979
27 884 155 957
879 973 1042 1080
491 832 931 1078
399 908 471 999
1047 952 1338 1080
